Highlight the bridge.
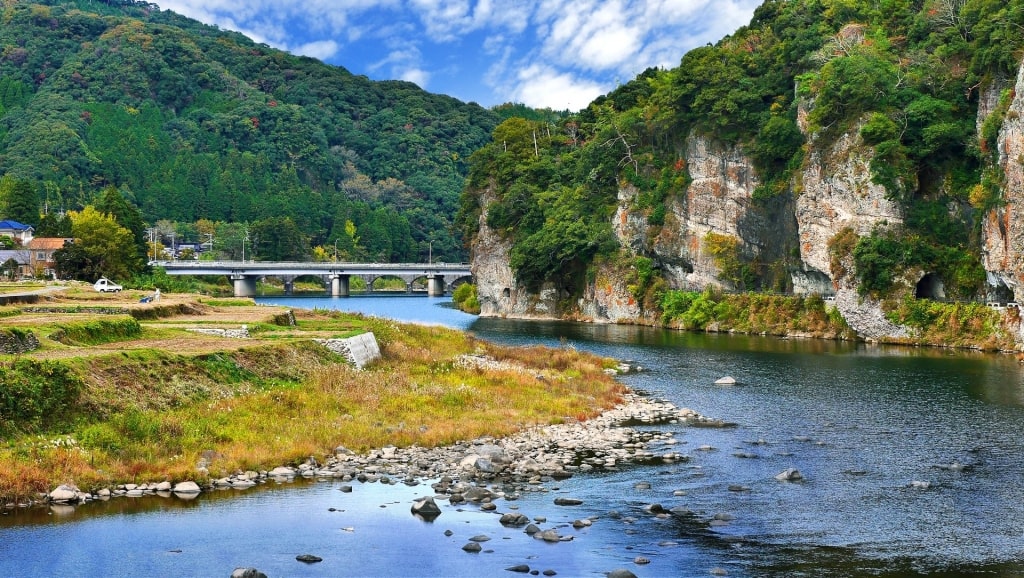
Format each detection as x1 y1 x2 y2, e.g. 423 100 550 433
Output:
153 261 472 297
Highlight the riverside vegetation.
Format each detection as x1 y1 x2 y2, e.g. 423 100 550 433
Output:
0 286 625 503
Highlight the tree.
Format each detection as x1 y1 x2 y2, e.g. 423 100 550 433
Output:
1 257 20 280
94 185 146 258
250 217 308 261
35 211 72 237
56 206 140 280
2 179 40 226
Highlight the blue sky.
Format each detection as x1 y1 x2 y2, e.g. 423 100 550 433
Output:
156 0 762 111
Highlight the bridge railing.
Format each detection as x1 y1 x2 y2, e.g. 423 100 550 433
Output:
152 260 470 270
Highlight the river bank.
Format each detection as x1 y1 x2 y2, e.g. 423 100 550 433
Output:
0 288 630 504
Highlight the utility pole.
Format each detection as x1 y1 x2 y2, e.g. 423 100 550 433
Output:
428 240 433 264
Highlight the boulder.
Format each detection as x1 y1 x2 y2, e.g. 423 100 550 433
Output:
172 481 201 494
606 569 638 578
500 513 530 527
155 481 172 491
230 569 268 578
268 466 295 477
48 484 80 503
462 542 482 553
714 376 737 385
295 554 322 563
506 565 531 573
411 496 442 520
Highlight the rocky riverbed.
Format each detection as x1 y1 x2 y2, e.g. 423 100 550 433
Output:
35 391 722 508
24 390 744 577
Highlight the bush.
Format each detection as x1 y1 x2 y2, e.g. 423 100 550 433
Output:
452 283 480 314
0 359 83 435
48 316 142 345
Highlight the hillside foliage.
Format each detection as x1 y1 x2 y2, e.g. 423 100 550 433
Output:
0 0 500 263
459 0 1023 300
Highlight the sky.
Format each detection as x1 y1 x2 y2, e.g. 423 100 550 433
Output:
154 0 762 111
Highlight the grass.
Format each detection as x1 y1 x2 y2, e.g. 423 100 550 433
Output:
0 290 626 501
0 282 45 294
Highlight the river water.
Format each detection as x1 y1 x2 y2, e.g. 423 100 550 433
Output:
3 294 1024 577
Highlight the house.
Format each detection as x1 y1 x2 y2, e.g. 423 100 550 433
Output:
0 220 34 245
0 249 32 279
27 237 71 279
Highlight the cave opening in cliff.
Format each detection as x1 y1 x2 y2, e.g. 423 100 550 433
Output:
915 273 945 301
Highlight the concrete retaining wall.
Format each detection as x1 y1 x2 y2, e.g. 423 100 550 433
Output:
315 332 381 369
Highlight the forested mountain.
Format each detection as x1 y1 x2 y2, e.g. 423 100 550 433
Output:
459 0 1024 326
0 0 500 262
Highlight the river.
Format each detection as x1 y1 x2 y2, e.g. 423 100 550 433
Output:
3 294 1024 577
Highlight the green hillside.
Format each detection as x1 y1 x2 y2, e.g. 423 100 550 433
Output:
459 0 1022 301
0 0 500 262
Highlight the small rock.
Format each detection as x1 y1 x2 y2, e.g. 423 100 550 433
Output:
506 565 531 573
553 497 583 506
230 568 268 578
606 570 638 578
775 468 803 481
295 554 322 563
634 557 650 565
462 542 482 553
469 534 491 542
543 571 557 576
339 485 353 493
714 376 737 385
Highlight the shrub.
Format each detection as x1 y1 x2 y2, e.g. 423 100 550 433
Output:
48 316 142 345
0 359 83 435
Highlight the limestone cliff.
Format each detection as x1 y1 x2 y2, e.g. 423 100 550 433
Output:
471 188 561 319
793 104 909 339
982 60 1024 303
648 135 766 291
794 119 903 293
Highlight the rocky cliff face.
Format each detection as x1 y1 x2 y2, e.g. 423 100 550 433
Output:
470 61 1024 344
471 188 561 319
616 134 765 291
794 114 904 294
982 60 1024 303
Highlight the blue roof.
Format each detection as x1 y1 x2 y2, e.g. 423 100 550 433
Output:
0 220 33 231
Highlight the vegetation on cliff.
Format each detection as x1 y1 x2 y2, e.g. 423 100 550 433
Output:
459 0 1022 304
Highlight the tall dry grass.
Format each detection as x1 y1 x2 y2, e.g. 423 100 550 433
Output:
0 313 626 501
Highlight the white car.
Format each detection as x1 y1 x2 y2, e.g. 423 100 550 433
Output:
93 277 123 292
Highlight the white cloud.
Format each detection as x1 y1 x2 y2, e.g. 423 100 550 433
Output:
511 64 607 111
294 39 341 61
152 0 762 108
399 67 431 87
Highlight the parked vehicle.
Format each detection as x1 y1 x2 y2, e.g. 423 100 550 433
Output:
93 277 123 292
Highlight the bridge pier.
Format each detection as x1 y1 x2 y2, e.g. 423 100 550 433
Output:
283 276 295 295
330 274 350 297
427 276 446 296
232 275 257 297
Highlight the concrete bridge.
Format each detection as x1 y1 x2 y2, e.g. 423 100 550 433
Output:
154 261 472 297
